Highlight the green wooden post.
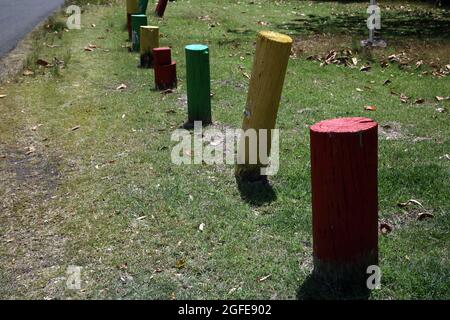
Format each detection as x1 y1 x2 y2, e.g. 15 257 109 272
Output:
185 44 211 126
131 14 147 52
138 0 149 13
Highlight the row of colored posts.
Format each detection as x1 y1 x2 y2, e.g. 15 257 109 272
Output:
126 0 168 40
126 0 177 90
126 0 211 128
125 1 379 288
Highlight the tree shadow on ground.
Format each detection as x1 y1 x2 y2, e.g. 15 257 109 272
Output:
277 9 450 39
297 272 371 300
235 176 277 206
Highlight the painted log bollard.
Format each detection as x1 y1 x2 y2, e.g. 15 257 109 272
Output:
153 47 177 90
138 0 149 13
126 0 148 40
310 117 378 284
235 31 292 181
185 44 211 126
131 14 148 52
126 0 140 41
155 0 169 18
140 26 159 68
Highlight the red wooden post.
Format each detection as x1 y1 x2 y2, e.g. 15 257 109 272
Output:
152 47 172 66
155 0 168 18
310 117 378 283
154 62 177 90
153 47 176 90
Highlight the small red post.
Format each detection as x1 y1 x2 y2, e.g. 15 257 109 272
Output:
152 47 172 66
310 117 378 283
155 0 168 18
154 62 177 90
153 47 176 90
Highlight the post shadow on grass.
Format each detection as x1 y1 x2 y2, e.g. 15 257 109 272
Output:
235 175 277 206
297 266 371 300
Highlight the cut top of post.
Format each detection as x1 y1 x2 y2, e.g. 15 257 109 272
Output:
185 44 209 52
258 31 293 44
141 26 158 31
131 14 147 18
310 117 377 134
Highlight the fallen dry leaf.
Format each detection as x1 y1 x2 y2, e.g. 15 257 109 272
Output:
84 47 94 52
415 60 423 68
36 59 52 67
414 98 425 104
25 146 36 155
356 88 363 92
175 259 186 269
161 89 174 94
435 96 449 101
417 212 434 221
258 274 272 282
23 70 34 76
31 124 42 131
400 93 409 103
116 83 127 91
364 105 377 111
228 287 238 294
360 65 371 72
0 94 6 98
380 222 392 235
398 199 423 208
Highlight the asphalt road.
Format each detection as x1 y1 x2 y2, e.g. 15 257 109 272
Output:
0 0 66 58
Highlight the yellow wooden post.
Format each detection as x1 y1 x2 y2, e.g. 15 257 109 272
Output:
235 31 293 181
126 0 139 12
140 26 159 68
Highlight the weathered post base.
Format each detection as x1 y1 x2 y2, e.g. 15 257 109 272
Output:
155 62 177 90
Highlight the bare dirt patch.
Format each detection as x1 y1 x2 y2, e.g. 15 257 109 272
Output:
379 122 404 141
0 136 67 298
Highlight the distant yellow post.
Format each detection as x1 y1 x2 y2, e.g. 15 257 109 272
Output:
235 31 293 181
140 26 159 68
126 0 139 13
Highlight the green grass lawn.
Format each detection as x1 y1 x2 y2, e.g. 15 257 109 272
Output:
0 0 449 299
